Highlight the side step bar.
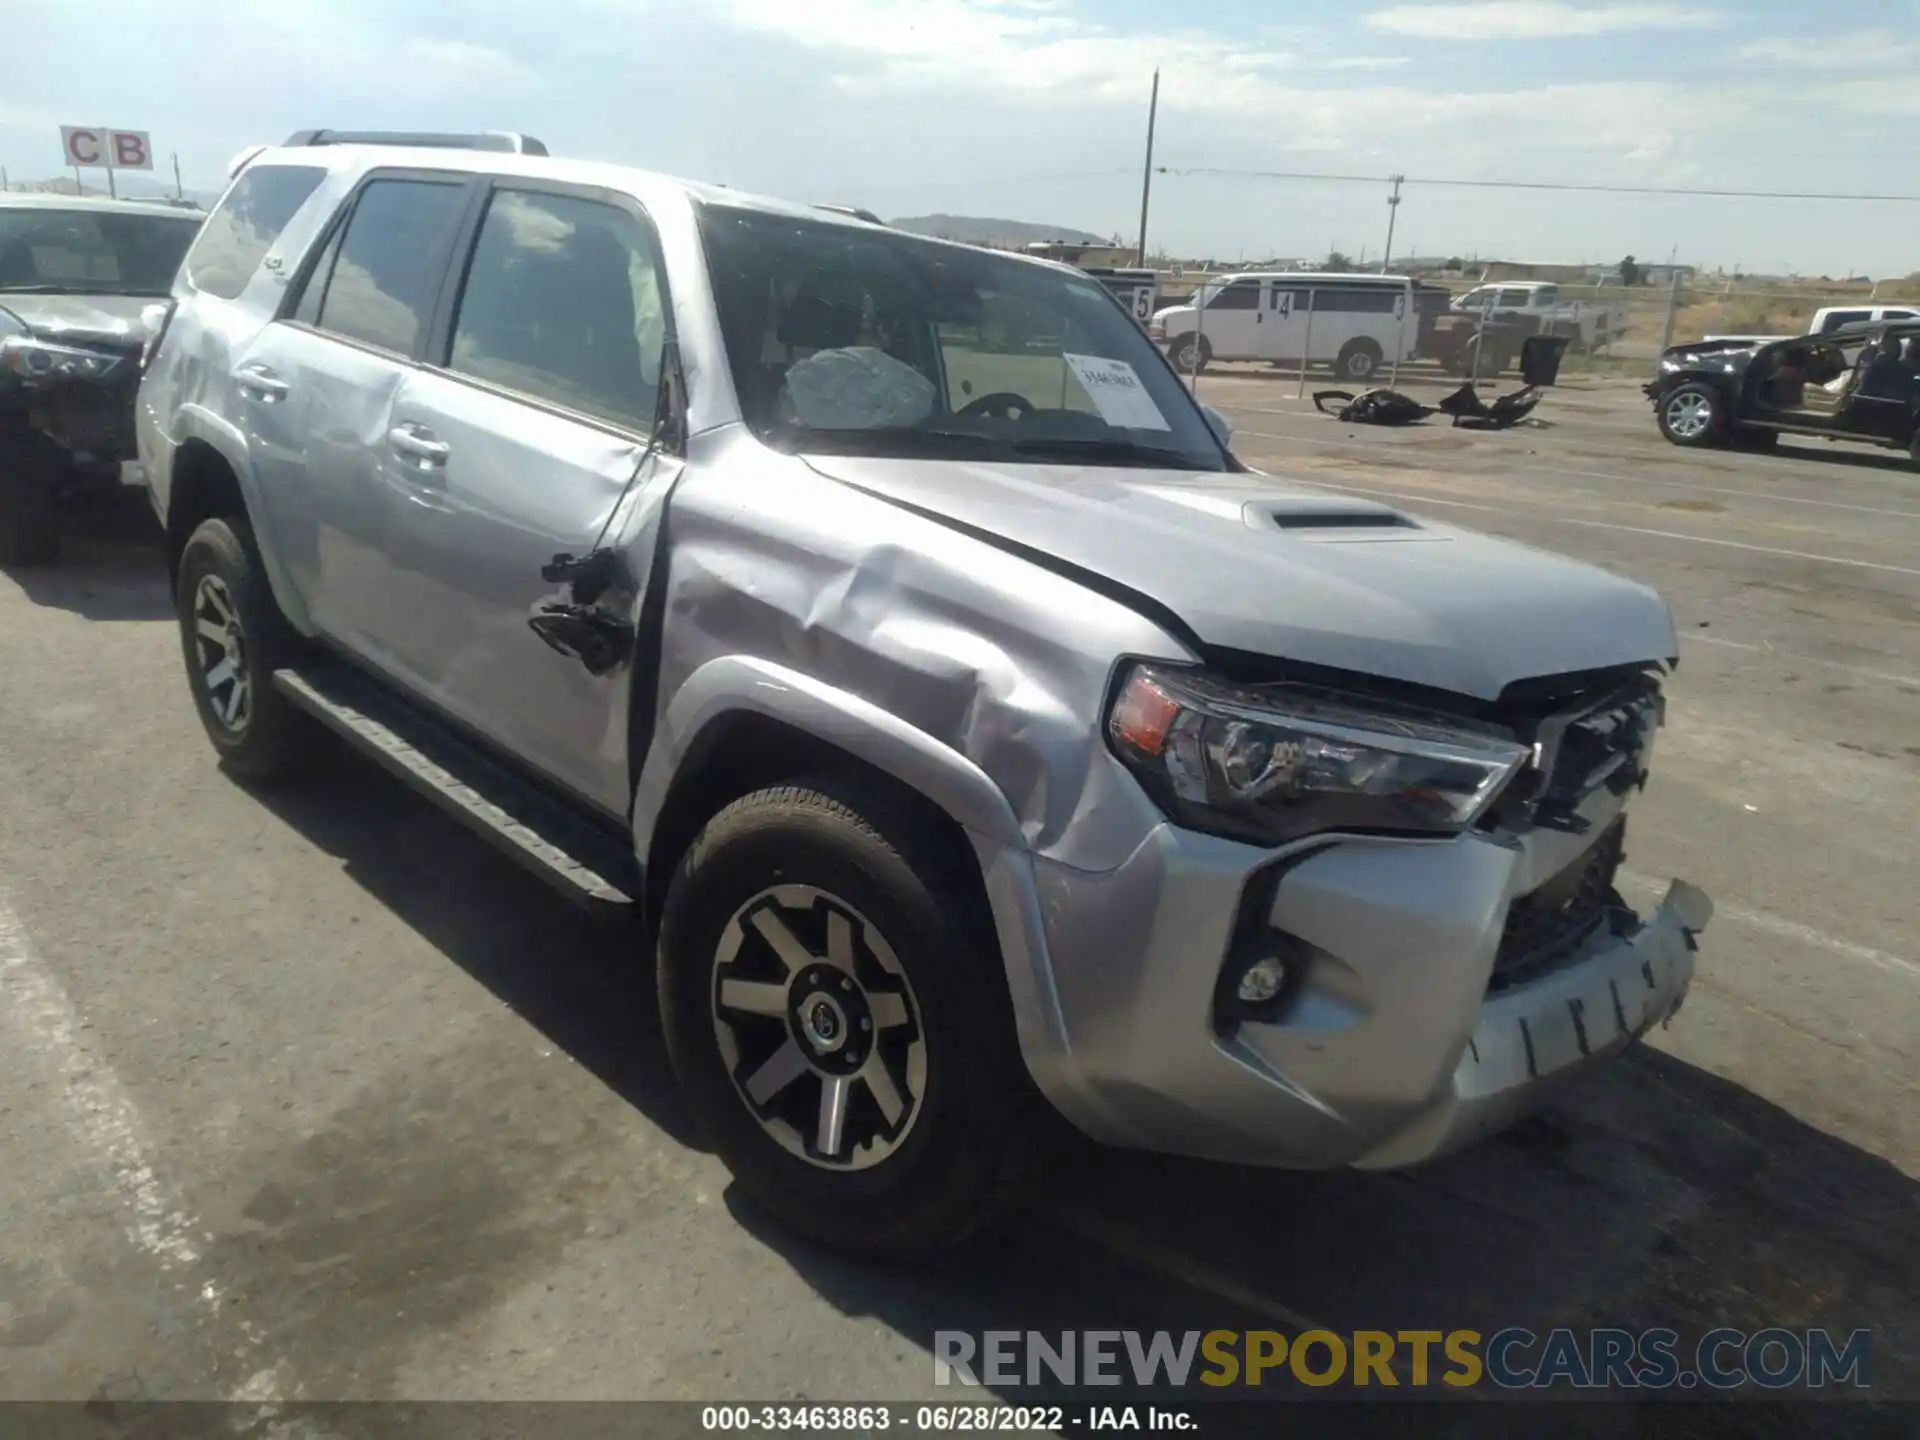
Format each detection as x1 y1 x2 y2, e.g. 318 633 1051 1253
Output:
274 663 638 917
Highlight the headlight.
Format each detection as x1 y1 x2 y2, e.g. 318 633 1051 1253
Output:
0 335 124 382
1107 664 1530 845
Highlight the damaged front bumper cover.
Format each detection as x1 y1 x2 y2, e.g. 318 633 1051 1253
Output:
1351 878 1708 1168
1002 818 1710 1172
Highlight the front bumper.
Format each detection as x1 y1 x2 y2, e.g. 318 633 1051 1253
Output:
1008 785 1708 1170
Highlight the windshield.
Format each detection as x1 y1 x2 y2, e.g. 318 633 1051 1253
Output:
698 205 1228 470
0 207 201 296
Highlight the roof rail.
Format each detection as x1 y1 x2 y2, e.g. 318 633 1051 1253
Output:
282 130 549 157
813 204 885 225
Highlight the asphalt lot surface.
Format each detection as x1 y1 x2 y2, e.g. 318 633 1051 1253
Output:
1 373 1915 1429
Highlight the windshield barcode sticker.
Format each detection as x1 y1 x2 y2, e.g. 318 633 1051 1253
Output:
1062 353 1171 431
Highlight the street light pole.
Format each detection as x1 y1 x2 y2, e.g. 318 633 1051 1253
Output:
1135 68 1160 268
1380 173 1404 274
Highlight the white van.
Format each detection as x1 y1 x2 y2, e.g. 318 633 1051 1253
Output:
1149 272 1417 381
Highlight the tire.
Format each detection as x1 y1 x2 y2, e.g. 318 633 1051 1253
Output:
0 430 62 567
1168 333 1209 375
1335 338 1384 383
658 779 1027 1257
1656 382 1727 448
175 515 319 780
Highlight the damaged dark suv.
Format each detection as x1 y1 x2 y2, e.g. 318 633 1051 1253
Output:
1 193 203 564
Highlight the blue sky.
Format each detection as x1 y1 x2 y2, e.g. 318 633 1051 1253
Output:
6 0 1919 275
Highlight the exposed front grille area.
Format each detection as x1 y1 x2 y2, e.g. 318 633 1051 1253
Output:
1490 819 1629 992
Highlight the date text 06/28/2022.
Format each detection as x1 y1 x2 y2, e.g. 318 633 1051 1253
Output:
701 1405 1192 1431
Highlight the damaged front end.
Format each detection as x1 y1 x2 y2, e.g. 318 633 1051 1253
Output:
1 306 154 489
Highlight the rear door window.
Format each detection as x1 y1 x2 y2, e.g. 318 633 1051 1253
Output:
183 163 327 300
303 178 468 357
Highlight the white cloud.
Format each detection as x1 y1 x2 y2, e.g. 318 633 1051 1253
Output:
1364 2 1728 39
1739 30 1920 67
399 38 534 83
719 0 1745 162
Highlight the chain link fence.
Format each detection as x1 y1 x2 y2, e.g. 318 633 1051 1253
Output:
1153 267 1920 382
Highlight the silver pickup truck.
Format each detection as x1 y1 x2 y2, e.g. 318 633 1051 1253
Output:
137 131 1710 1256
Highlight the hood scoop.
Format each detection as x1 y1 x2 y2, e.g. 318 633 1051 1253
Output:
1242 498 1435 542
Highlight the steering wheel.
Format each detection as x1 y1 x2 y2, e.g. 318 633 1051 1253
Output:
956 391 1037 423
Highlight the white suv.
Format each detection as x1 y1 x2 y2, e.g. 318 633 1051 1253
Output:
138 130 1710 1255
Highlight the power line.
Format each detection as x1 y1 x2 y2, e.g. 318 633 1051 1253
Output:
1158 166 1920 204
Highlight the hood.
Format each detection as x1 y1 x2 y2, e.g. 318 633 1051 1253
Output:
0 293 166 347
1661 337 1763 364
804 456 1677 701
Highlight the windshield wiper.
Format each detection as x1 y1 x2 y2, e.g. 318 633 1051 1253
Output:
1009 437 1217 470
0 283 168 297
776 424 1001 457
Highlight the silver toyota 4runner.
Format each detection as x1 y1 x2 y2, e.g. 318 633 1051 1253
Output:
138 131 1711 1255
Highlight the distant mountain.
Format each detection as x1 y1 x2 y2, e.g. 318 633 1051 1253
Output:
888 213 1109 248
5 176 221 208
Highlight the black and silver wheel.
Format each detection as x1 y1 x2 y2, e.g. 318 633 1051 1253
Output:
189 572 254 733
175 516 318 779
659 781 1026 1255
712 884 927 1171
1336 338 1383 383
1657 383 1725 448
1168 333 1208 375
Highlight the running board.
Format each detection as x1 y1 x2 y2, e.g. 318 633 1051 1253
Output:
273 663 638 916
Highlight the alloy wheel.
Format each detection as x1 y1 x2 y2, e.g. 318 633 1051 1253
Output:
190 573 251 732
711 884 927 1171
1665 391 1712 440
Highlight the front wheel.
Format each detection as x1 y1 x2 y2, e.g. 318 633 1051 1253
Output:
1656 383 1726 448
1168 334 1209 375
1336 339 1384 383
658 780 1026 1256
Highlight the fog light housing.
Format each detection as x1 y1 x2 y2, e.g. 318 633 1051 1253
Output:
1235 955 1288 1004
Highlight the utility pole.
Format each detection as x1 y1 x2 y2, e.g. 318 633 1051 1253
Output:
172 152 184 200
1135 68 1160 268
1380 173 1405 274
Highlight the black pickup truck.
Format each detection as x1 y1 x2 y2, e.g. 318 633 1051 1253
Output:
1645 321 1920 464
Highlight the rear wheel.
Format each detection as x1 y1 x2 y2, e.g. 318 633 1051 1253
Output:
1335 338 1384 383
1910 427 1920 471
1657 383 1726 448
175 515 320 780
658 780 1027 1256
0 429 62 567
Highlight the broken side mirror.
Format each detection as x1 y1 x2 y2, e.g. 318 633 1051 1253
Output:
1201 403 1234 448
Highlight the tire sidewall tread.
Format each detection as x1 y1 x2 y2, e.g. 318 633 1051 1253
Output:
658 779 1025 1256
175 515 315 780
